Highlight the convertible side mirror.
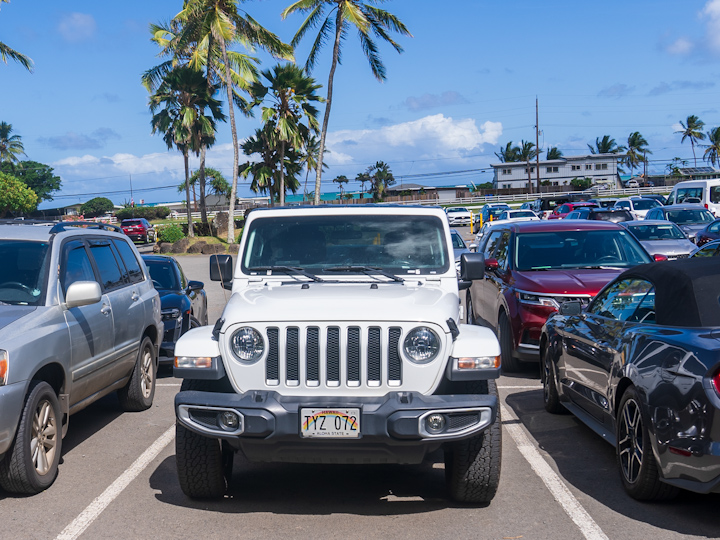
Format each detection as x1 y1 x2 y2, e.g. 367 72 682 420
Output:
559 301 582 316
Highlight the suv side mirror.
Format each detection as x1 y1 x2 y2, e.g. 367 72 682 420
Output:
559 300 582 316
485 258 499 270
210 254 233 283
460 252 486 281
65 281 102 308
187 280 204 291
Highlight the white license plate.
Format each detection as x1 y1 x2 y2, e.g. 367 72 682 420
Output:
300 408 360 438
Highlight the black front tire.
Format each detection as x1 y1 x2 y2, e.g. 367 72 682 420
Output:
541 346 566 414
0 381 62 494
176 423 227 499
498 311 521 373
445 381 501 504
118 336 156 412
466 291 476 325
616 386 678 501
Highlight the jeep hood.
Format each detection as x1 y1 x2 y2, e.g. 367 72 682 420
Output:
222 282 457 324
0 305 37 332
512 268 623 296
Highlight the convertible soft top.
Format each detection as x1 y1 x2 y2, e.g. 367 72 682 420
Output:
618 257 720 327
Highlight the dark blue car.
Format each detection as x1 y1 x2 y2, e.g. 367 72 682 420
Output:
142 255 208 362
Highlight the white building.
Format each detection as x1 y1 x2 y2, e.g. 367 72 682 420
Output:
491 153 623 190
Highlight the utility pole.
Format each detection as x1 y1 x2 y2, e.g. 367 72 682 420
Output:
130 174 134 218
535 97 541 194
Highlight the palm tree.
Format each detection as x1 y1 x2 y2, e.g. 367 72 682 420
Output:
300 134 328 201
244 63 322 206
164 0 292 241
0 0 33 72
546 147 563 160
282 0 412 205
149 66 225 237
366 161 395 202
588 135 626 155
676 115 706 167
332 174 349 198
624 131 652 178
494 142 520 163
703 127 720 168
518 140 538 192
0 122 25 165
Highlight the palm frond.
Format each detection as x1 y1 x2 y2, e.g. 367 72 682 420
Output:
0 42 33 72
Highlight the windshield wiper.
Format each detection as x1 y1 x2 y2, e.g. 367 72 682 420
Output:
325 265 404 283
247 265 324 282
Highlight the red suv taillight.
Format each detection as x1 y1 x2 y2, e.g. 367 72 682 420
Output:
713 370 720 396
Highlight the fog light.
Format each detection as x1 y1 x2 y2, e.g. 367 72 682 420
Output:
219 411 240 431
426 414 446 434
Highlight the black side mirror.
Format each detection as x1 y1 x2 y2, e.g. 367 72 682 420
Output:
187 280 204 291
460 252 486 281
210 254 233 282
559 301 582 316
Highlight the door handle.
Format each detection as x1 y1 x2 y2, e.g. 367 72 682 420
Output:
101 304 111 316
131 292 140 302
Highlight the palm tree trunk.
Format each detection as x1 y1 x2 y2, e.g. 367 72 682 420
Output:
184 150 194 238
221 38 240 244
279 140 286 206
692 140 697 167
199 145 208 224
313 9 344 205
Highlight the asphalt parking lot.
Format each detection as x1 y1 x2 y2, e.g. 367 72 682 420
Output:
1 242 719 540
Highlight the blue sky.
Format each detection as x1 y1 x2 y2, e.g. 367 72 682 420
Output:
2 0 720 208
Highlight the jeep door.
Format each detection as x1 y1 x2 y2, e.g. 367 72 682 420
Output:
87 239 144 374
61 240 115 407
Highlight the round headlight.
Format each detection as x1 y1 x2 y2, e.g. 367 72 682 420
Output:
230 327 264 362
403 327 441 363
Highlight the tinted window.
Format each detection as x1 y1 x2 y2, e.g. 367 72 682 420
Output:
665 209 715 225
89 242 125 290
645 209 659 220
483 231 503 260
632 199 660 210
113 239 144 283
494 232 511 269
711 186 720 204
708 220 720 233
450 232 466 249
0 240 49 306
626 223 685 240
617 201 630 209
589 279 655 322
676 187 703 203
62 241 96 295
693 244 720 258
146 261 180 290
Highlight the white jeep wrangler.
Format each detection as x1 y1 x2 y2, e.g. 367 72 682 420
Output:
173 206 501 503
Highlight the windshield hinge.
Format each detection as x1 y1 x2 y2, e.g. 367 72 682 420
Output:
446 318 460 341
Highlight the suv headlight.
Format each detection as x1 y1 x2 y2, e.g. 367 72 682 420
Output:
516 291 560 308
230 327 264 363
403 327 441 363
0 350 7 386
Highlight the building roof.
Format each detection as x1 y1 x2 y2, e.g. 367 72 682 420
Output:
491 153 625 168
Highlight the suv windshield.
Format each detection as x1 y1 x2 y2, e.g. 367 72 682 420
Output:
242 214 450 275
514 230 650 271
0 240 49 305
631 199 660 210
665 209 715 224
145 260 179 290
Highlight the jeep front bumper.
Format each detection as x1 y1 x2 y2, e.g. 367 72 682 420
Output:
174 390 497 465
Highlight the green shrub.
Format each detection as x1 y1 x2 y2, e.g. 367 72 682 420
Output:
155 206 171 219
158 223 185 243
116 206 169 221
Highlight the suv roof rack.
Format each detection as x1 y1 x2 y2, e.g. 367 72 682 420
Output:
0 218 58 226
49 221 123 234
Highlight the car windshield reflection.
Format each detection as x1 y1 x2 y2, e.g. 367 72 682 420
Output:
0 240 49 305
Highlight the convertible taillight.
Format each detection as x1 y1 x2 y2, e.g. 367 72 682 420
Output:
713 371 720 396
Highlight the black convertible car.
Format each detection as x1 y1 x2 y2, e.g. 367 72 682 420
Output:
142 255 208 362
540 257 720 500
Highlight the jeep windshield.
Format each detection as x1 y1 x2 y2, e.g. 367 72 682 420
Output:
0 240 49 305
514 230 651 271
242 214 450 275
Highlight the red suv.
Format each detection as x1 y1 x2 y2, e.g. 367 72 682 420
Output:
547 201 598 220
466 220 652 371
121 218 157 243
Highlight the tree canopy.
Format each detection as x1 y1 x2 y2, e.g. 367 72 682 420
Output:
0 160 61 202
81 197 114 218
0 171 37 217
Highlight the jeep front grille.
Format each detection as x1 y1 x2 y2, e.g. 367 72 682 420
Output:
264 325 403 388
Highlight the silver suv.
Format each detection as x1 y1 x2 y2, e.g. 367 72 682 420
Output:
0 222 163 494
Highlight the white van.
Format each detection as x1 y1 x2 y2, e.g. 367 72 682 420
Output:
667 179 720 216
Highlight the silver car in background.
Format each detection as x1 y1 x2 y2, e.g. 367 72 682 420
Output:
0 222 163 495
621 220 696 260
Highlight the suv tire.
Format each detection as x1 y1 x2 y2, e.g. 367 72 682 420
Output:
498 311 521 373
466 291 475 325
541 347 566 414
118 336 156 411
444 381 501 504
0 381 62 494
176 423 227 499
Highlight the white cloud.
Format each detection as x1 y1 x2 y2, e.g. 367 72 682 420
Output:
326 114 502 166
702 0 720 52
58 13 96 43
666 37 694 55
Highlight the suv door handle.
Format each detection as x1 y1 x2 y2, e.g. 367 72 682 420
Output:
131 292 140 302
101 304 111 316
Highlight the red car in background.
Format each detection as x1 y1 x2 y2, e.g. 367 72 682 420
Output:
466 220 653 371
121 218 157 243
547 201 599 220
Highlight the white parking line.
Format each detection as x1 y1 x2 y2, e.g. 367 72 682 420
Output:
56 425 175 540
157 383 182 387
500 404 609 540
497 385 541 390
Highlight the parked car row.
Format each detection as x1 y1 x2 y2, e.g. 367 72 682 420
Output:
0 221 206 494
